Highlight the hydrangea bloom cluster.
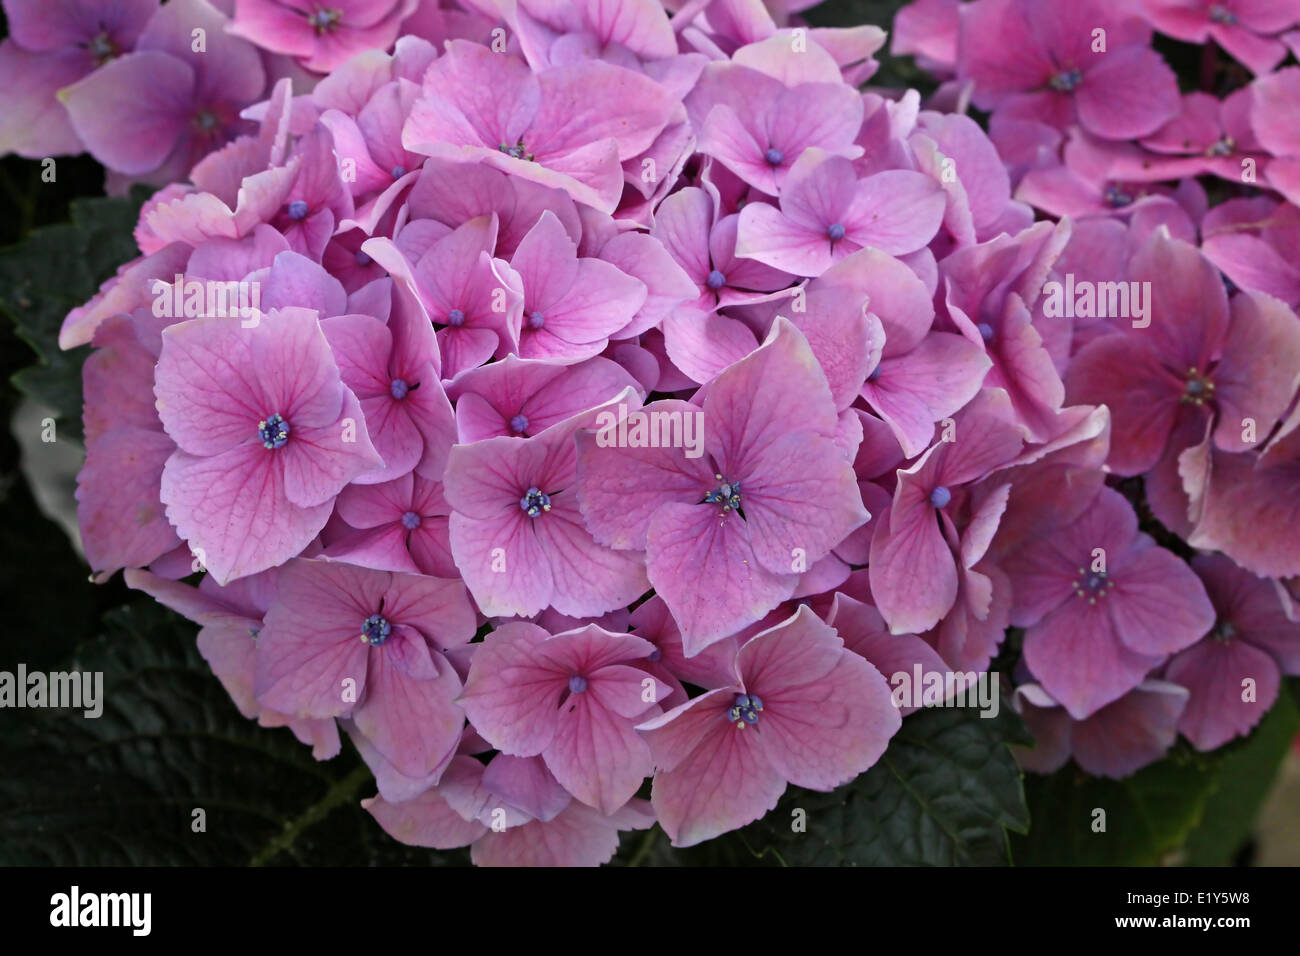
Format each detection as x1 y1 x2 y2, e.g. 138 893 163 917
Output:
44 0 1300 865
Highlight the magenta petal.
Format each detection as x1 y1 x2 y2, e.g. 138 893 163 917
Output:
481 754 572 824
1213 292 1300 454
160 445 333 585
1023 599 1164 720
448 508 555 619
646 704 784 847
1064 336 1180 476
545 675 655 814
1165 639 1279 752
459 622 565 756
828 594 951 715
862 332 991 458
0 42 86 158
575 400 720 551
352 634 464 779
1075 46 1179 140
255 633 370 721
363 786 486 851
471 799 650 867
661 310 760 386
1070 681 1187 778
869 488 960 635
531 496 650 616
739 607 899 788
77 428 178 576
647 502 796 656
60 51 194 175
279 391 385 508
1109 543 1215 657
741 433 869 575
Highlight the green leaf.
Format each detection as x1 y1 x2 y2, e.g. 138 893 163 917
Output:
1011 683 1300 866
0 473 104 671
726 700 1030 866
1010 746 1222 866
1184 685 1300 866
0 188 151 441
0 600 468 866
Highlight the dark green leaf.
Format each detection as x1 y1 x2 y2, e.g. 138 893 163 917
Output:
1011 746 1221 866
0 600 468 866
1184 685 1300 866
0 188 151 441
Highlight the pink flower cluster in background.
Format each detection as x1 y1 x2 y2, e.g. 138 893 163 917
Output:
28 0 1300 864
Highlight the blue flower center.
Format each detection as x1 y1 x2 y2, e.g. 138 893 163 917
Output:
401 511 421 531
87 31 117 65
827 222 847 242
647 647 661 662
287 200 309 221
764 147 784 166
527 311 545 330
193 110 219 132
447 308 466 327
520 487 552 517
930 485 952 509
977 322 995 341
1209 5 1237 24
308 7 343 33
1206 136 1235 157
1073 568 1114 604
704 474 742 512
355 250 372 266
1049 68 1083 92
361 613 392 645
867 365 882 383
499 141 533 161
391 165 407 179
509 413 529 434
258 414 290 449
1212 618 1237 641
728 693 763 728
1182 368 1215 406
568 675 588 694
706 269 727 291
390 378 410 400
1104 184 1133 208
